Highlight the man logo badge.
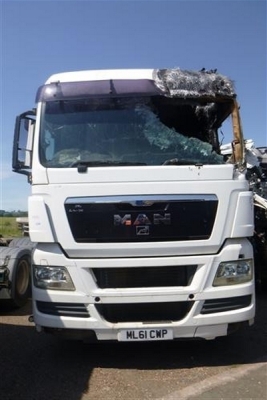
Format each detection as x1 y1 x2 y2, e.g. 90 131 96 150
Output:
136 226 150 235
114 213 171 226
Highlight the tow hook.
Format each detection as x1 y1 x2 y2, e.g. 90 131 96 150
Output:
28 315 34 323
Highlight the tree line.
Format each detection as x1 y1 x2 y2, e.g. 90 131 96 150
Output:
0 210 28 217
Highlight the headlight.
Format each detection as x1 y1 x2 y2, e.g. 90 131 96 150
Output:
213 259 253 286
33 265 75 290
0 255 10 267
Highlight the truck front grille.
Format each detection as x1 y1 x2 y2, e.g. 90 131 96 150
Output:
65 194 218 243
92 265 197 289
201 295 252 314
95 301 193 323
36 301 90 318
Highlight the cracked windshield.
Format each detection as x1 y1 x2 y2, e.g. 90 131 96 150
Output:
40 96 225 168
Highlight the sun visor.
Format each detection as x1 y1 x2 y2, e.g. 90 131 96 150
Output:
35 79 164 102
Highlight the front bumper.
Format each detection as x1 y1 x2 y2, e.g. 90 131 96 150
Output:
31 237 255 340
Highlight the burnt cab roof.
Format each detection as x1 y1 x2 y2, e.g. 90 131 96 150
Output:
36 68 236 102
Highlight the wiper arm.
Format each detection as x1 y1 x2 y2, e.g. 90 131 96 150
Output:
70 160 147 172
162 158 203 166
162 158 180 165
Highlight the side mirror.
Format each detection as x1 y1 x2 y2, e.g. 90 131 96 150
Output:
12 110 36 178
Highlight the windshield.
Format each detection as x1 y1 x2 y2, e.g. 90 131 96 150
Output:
39 96 226 168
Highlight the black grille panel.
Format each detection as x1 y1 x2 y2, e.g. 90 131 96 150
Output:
93 265 197 289
201 295 252 314
65 195 218 243
36 301 90 318
95 301 193 323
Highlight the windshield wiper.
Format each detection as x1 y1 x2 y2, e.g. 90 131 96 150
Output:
162 158 179 165
162 158 199 165
70 160 147 172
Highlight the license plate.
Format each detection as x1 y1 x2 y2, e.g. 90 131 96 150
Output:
118 328 173 341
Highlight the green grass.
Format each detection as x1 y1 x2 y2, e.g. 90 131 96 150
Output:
0 217 23 238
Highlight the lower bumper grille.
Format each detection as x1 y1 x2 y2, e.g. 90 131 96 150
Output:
201 295 252 314
92 265 197 289
95 301 194 323
36 301 90 318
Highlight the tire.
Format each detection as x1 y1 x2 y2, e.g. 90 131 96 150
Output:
259 242 267 292
252 231 267 292
10 255 31 308
261 278 267 292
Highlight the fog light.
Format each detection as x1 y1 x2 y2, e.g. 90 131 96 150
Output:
213 259 253 286
33 265 75 290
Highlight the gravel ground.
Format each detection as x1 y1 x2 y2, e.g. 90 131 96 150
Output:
0 290 266 400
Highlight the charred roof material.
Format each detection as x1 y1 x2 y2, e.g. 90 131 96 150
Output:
154 68 236 99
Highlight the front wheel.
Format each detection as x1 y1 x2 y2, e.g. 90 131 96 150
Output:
10 255 31 308
259 242 267 292
256 239 267 292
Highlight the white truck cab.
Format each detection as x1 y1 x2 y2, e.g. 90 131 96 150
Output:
13 68 255 341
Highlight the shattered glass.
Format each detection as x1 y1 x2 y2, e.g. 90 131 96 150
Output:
40 98 224 168
136 105 223 164
39 67 237 168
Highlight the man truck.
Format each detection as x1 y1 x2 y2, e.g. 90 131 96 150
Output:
12 68 255 341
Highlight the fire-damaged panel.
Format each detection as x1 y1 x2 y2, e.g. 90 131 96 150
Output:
65 194 218 243
154 68 236 99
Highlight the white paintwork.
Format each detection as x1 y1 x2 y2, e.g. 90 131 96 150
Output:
25 69 256 340
45 69 155 84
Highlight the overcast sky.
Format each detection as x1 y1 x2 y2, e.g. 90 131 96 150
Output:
1 0 266 211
